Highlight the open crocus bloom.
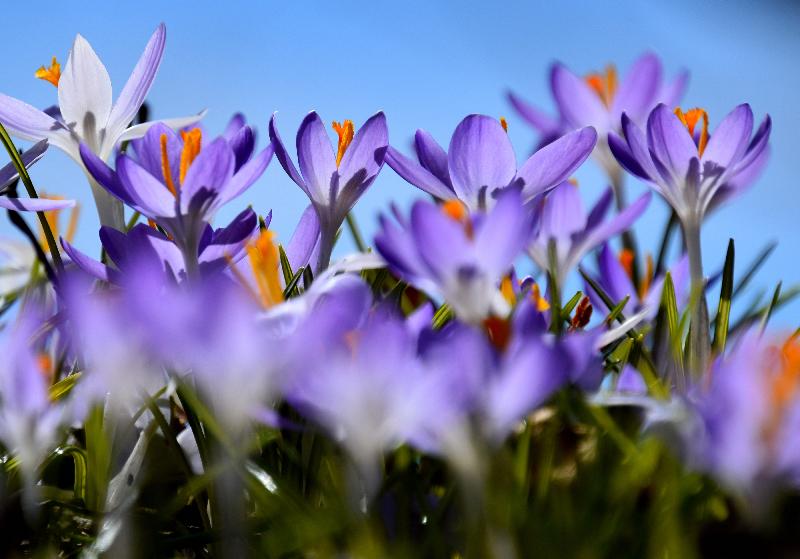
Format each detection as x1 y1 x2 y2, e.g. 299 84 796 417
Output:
385 113 596 209
79 122 273 273
508 53 687 178
375 187 534 323
0 24 204 229
269 111 388 270
608 103 771 226
528 181 651 290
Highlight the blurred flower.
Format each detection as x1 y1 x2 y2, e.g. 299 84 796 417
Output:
689 332 800 506
0 306 65 474
269 111 388 271
584 243 689 320
528 181 650 290
385 114 596 209
0 140 76 212
80 122 272 275
375 187 534 323
508 53 687 180
0 24 204 229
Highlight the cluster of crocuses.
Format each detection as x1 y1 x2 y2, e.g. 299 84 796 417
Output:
0 23 791 551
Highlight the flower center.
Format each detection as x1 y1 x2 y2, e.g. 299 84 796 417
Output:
332 120 354 167
35 56 61 87
246 230 284 309
160 128 202 196
674 107 709 157
584 65 617 108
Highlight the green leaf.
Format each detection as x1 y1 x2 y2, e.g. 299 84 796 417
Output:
561 291 583 319
432 304 453 329
605 295 630 325
660 272 682 364
49 372 82 402
732 240 776 298
278 245 294 286
345 212 367 252
282 266 305 299
759 281 782 333
712 239 734 354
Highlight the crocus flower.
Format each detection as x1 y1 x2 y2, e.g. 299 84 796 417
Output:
528 181 651 291
385 114 596 209
0 307 65 477
61 207 258 283
584 243 689 320
79 122 273 275
269 111 388 270
508 53 687 182
689 332 800 508
375 187 534 323
609 103 770 372
0 24 203 229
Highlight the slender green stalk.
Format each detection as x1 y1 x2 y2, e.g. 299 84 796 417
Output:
683 219 710 376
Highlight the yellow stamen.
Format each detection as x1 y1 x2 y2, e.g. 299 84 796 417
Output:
585 65 617 107
246 230 284 309
674 107 709 157
499 117 508 133
531 283 550 312
332 119 354 167
500 276 516 306
160 134 177 196
639 254 654 299
35 56 61 87
179 128 203 183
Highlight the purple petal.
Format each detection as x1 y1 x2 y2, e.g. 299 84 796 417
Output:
217 144 273 207
268 113 306 193
515 127 597 201
539 182 586 239
0 140 49 189
106 24 166 142
415 129 452 187
285 204 321 272
474 188 532 277
410 201 472 279
0 196 75 212
223 113 247 140
594 243 637 310
133 122 182 187
702 104 753 169
611 53 662 121
646 104 698 185
550 63 607 129
61 238 110 281
617 365 647 394
199 207 258 267
297 111 336 204
179 138 235 212
230 125 256 171
116 155 177 216
80 144 138 209
585 187 614 231
608 131 650 180
582 191 651 251
338 111 388 189
658 70 689 108
506 91 562 135
447 114 516 205
0 94 66 143
98 226 128 266
385 146 453 200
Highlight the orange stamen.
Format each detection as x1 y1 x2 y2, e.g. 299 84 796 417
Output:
531 283 550 312
160 134 177 196
674 107 709 157
585 65 617 107
442 199 467 222
500 276 516 306
35 56 61 87
618 249 635 280
179 128 203 184
332 119 354 167
639 254 654 299
499 117 508 132
246 230 284 309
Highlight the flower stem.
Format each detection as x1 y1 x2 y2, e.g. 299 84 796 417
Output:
683 219 710 376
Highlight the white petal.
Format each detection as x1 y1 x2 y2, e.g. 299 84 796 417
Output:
58 34 112 149
111 111 207 151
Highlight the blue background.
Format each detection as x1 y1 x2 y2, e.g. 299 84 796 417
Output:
2 1 799 325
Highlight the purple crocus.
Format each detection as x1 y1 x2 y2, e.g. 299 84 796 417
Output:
269 111 388 270
508 53 687 181
689 332 800 507
79 122 273 275
61 207 259 283
0 24 203 229
528 181 651 290
385 114 596 209
375 187 534 323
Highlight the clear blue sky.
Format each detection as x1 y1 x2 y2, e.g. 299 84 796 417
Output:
2 0 799 325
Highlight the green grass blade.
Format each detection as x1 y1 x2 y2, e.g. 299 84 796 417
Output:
712 239 734 354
